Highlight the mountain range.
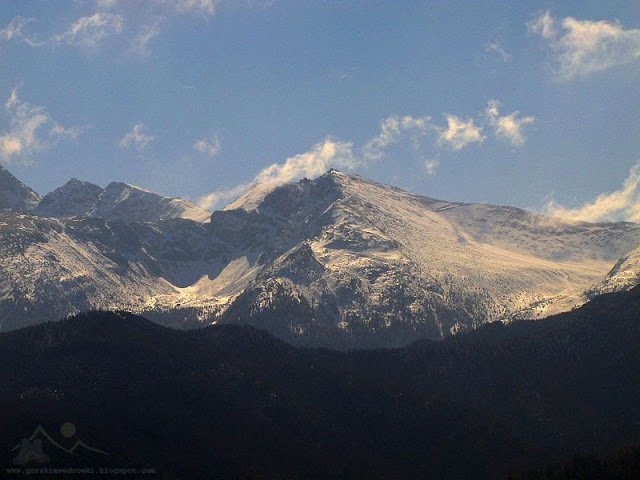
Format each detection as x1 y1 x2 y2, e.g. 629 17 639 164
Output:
0 164 639 348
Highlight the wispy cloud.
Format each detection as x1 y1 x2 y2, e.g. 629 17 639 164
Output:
175 0 219 16
363 115 432 161
56 12 124 47
438 115 485 150
97 0 219 16
424 159 439 176
129 21 161 56
0 16 42 46
544 164 640 222
5 1 253 56
5 87 19 111
194 133 221 157
530 11 640 80
96 0 119 8
198 182 251 211
485 99 535 146
73 2 214 55
485 41 511 62
529 11 556 39
119 123 154 151
0 87 81 163
123 1 219 54
50 123 83 140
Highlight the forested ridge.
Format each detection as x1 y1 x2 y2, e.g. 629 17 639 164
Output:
2 286 639 479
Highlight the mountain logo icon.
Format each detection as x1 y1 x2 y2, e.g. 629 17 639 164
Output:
10 422 108 465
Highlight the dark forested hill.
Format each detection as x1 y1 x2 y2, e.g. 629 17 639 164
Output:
2 286 640 479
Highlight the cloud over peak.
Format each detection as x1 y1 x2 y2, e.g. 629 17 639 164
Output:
530 11 640 80
544 164 640 223
198 138 358 210
256 138 357 186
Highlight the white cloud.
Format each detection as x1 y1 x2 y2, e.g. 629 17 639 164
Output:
56 12 124 47
530 11 640 80
485 41 511 62
0 136 23 159
194 134 221 157
0 16 31 41
424 159 439 176
119 123 154 151
0 16 42 46
485 99 535 146
363 117 400 161
438 115 484 150
544 164 640 222
401 115 431 131
0 87 81 163
363 115 432 161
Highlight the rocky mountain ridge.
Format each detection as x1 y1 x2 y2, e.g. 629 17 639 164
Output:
34 178 211 222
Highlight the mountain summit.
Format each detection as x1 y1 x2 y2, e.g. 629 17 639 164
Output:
0 164 41 210
214 170 640 346
0 167 639 348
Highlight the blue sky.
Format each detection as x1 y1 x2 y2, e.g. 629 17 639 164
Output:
1 1 640 221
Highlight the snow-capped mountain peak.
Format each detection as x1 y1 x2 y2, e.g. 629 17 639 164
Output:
0 164 41 210
35 177 211 223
